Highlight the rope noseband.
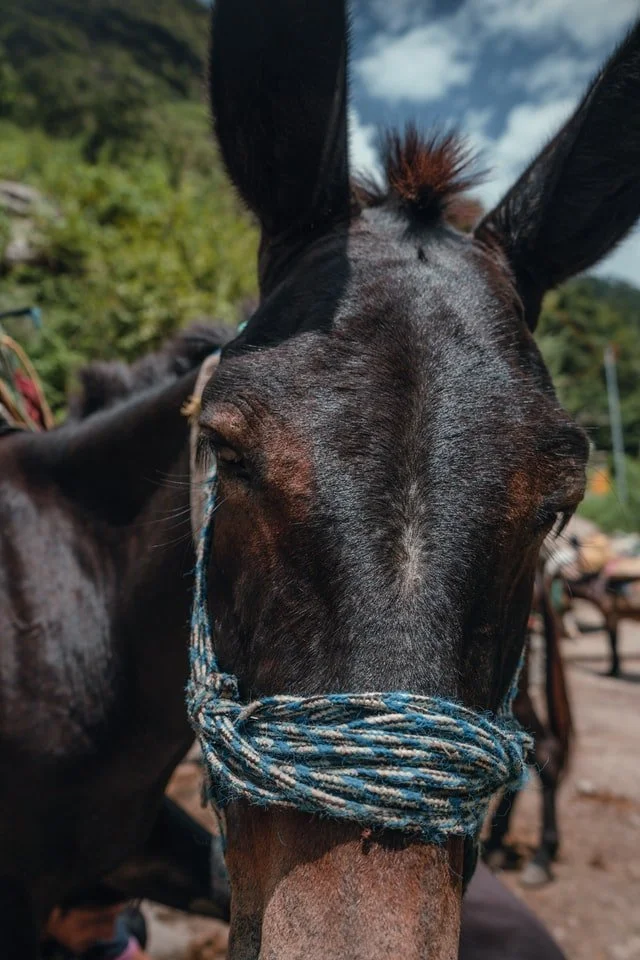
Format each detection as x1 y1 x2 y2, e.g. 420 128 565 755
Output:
187 471 531 847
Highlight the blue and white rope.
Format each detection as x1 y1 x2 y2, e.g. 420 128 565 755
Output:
187 472 531 842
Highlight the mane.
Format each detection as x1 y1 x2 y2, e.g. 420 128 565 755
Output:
355 125 485 230
68 322 232 421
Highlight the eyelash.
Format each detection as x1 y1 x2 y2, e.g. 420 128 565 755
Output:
195 432 215 470
537 509 571 538
553 512 572 538
198 429 250 480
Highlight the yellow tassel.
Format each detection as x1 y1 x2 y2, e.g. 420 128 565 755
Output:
181 395 202 422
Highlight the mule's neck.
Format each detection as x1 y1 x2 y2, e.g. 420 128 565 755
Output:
115 438 195 734
46 372 199 527
46 370 200 743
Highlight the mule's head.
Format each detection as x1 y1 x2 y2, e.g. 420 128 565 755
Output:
195 4 640 956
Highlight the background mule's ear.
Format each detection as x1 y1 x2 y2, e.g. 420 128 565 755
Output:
209 0 350 240
476 21 640 328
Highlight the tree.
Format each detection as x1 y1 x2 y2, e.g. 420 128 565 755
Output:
538 279 640 456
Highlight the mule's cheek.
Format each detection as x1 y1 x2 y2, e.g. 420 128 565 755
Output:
225 806 463 960
215 503 279 579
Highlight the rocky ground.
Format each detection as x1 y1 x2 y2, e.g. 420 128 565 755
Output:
143 603 640 960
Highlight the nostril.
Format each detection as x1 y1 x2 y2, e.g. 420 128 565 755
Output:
360 827 373 854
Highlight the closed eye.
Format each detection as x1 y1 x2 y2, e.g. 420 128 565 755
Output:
216 443 243 465
198 427 250 480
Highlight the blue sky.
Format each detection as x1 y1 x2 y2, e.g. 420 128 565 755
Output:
346 0 640 285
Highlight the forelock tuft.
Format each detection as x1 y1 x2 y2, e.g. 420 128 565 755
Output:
355 125 484 228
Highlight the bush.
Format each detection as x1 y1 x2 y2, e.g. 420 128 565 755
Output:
0 120 258 412
538 279 640 456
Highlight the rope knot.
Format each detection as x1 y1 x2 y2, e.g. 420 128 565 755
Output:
214 672 240 701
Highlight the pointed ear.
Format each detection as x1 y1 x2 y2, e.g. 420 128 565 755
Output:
477 21 640 327
209 0 350 240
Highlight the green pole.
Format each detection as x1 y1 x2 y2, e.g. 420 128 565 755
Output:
604 344 627 505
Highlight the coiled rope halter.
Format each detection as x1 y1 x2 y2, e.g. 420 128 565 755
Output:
186 448 531 848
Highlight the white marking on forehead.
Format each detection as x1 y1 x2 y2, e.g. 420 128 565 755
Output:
399 522 424 593
395 478 427 594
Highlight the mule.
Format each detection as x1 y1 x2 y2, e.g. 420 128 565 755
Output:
484 568 573 886
189 3 640 957
542 535 640 677
563 551 640 678
0 325 226 957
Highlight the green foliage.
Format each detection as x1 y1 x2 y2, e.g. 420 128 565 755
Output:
0 120 258 411
538 278 640 456
0 1 259 414
0 0 208 140
579 457 640 534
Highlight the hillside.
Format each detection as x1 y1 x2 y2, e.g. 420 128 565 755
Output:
0 0 258 411
0 0 208 143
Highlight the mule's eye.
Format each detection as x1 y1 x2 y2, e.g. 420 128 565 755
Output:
209 434 250 480
535 505 572 537
216 444 242 465
213 441 248 478
198 425 249 478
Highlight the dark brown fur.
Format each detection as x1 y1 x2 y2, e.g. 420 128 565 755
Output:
68 323 232 421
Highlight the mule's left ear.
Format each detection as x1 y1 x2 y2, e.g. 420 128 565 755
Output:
477 21 640 328
209 0 350 241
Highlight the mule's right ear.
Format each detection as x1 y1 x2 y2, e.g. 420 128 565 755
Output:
477 21 640 327
209 0 350 241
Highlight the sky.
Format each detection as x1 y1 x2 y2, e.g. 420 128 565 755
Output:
347 0 640 285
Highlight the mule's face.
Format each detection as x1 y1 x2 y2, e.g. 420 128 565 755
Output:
197 212 587 959
201 219 587 709
198 3 640 956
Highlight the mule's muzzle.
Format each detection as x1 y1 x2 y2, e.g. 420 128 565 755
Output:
225 805 464 960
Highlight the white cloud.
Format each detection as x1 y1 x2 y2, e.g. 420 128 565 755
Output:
464 107 494 135
355 23 472 102
470 0 638 50
511 52 598 98
366 0 434 33
478 96 577 208
354 0 635 107
492 97 575 171
348 108 380 176
595 231 640 286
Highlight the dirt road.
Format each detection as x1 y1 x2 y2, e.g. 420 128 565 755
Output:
500 607 640 960
145 606 640 960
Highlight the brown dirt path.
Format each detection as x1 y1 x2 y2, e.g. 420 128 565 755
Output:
500 609 640 960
